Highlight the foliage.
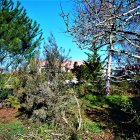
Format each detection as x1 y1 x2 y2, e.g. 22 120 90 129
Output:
0 73 20 88
5 95 20 109
111 81 131 95
82 119 103 134
75 83 89 97
0 73 20 103
84 94 131 108
0 73 10 88
69 119 104 140
73 51 104 95
13 119 104 140
0 1 139 139
84 51 102 81
0 0 42 106
73 51 103 82
75 82 101 97
44 33 70 75
16 71 82 139
73 64 88 82
18 123 55 140
0 0 42 68
130 77 140 95
64 72 74 80
0 88 13 101
111 78 140 96
11 35 83 139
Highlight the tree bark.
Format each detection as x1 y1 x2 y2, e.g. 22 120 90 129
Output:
105 34 113 95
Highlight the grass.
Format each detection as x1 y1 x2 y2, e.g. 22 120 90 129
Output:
84 94 131 109
82 118 104 134
0 93 138 140
83 94 140 139
0 120 24 140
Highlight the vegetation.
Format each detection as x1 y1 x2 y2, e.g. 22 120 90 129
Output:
61 0 140 95
0 120 24 140
0 0 42 68
0 0 140 140
72 50 104 95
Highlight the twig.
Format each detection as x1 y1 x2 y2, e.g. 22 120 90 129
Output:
4 72 13 86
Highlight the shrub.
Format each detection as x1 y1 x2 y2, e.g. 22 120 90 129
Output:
15 70 83 139
0 89 13 101
76 83 89 97
5 95 20 109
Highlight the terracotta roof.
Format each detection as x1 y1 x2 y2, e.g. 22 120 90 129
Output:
38 60 83 70
62 60 83 69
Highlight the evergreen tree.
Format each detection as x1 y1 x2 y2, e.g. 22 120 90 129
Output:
73 50 103 83
84 50 102 82
73 64 88 82
72 51 103 94
44 33 70 75
0 0 42 68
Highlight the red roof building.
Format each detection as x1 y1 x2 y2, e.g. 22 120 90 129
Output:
37 60 83 72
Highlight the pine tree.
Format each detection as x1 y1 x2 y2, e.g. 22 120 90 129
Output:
73 50 103 83
84 50 102 82
0 0 42 68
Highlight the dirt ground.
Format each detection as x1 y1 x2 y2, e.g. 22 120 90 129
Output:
0 108 18 123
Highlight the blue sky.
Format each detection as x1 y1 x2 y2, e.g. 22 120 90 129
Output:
14 0 88 60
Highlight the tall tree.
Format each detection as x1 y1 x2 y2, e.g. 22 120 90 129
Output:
44 33 70 78
0 0 42 68
84 50 102 81
72 50 103 94
61 0 140 95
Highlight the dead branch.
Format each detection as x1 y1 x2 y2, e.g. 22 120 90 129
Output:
74 95 82 130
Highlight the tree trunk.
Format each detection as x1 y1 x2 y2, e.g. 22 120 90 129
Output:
105 34 113 95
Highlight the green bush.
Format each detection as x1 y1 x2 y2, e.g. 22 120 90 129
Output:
85 94 97 102
0 89 13 101
65 72 74 80
6 95 20 109
105 95 131 108
76 83 88 97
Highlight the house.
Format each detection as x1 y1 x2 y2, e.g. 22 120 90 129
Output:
113 65 140 76
37 60 83 73
62 60 83 72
